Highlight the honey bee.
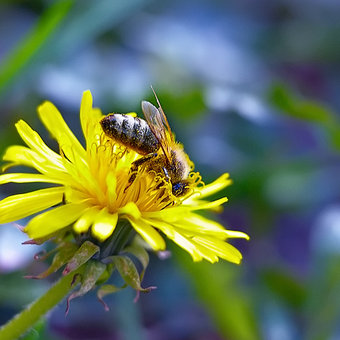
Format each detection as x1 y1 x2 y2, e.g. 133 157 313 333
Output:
100 92 192 197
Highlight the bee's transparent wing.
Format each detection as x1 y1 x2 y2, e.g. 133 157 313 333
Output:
141 101 172 160
150 87 174 143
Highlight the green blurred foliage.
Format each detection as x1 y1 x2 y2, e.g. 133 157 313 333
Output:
268 83 332 123
173 245 260 340
0 0 340 339
21 319 49 340
152 87 206 121
0 271 48 308
306 255 340 340
0 0 73 97
268 82 340 150
262 267 307 310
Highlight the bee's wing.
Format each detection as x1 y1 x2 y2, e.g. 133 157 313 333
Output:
141 101 173 161
150 86 175 143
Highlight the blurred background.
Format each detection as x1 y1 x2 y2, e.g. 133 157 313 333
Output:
1 0 340 339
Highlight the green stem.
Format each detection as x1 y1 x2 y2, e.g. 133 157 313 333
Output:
0 265 86 340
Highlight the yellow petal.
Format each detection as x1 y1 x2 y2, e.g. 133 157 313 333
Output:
223 230 249 240
80 90 93 140
2 146 67 181
92 209 118 241
185 197 228 211
0 173 65 185
37 101 86 162
193 246 219 263
106 172 117 208
177 213 226 233
142 206 190 222
73 206 100 233
189 173 232 200
15 120 63 165
2 145 45 171
0 187 64 224
80 90 103 145
128 218 165 251
184 239 220 263
144 197 228 222
173 213 249 240
193 235 243 264
148 218 203 261
25 202 89 239
119 202 141 220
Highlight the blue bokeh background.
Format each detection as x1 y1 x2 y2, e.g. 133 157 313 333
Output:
1 1 340 339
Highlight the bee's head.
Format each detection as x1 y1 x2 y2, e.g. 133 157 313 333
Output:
172 181 190 197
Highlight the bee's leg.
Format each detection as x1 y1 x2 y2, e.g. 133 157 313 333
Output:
162 167 171 182
124 153 158 192
130 153 157 173
149 166 171 192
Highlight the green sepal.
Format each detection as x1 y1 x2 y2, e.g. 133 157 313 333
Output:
96 262 115 285
97 283 127 311
32 247 58 262
66 260 106 314
63 241 99 275
112 255 156 298
25 242 78 279
123 241 149 280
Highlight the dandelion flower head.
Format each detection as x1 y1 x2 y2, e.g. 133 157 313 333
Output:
0 91 248 264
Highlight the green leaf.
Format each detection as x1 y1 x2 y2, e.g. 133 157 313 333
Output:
63 241 99 275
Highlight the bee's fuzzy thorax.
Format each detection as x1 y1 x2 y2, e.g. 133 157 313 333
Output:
170 145 191 180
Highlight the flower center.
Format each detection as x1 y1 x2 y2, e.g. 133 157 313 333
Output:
81 135 174 212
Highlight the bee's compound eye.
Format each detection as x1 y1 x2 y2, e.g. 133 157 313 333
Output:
172 182 189 197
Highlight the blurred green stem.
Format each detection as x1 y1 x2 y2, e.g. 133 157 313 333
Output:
0 0 73 96
0 265 85 340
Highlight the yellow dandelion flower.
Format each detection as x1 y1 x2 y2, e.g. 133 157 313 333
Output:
0 91 248 264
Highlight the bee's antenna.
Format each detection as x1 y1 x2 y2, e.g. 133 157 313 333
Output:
150 85 173 140
150 85 161 108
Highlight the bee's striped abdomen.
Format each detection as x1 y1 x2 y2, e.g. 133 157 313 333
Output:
100 114 159 155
